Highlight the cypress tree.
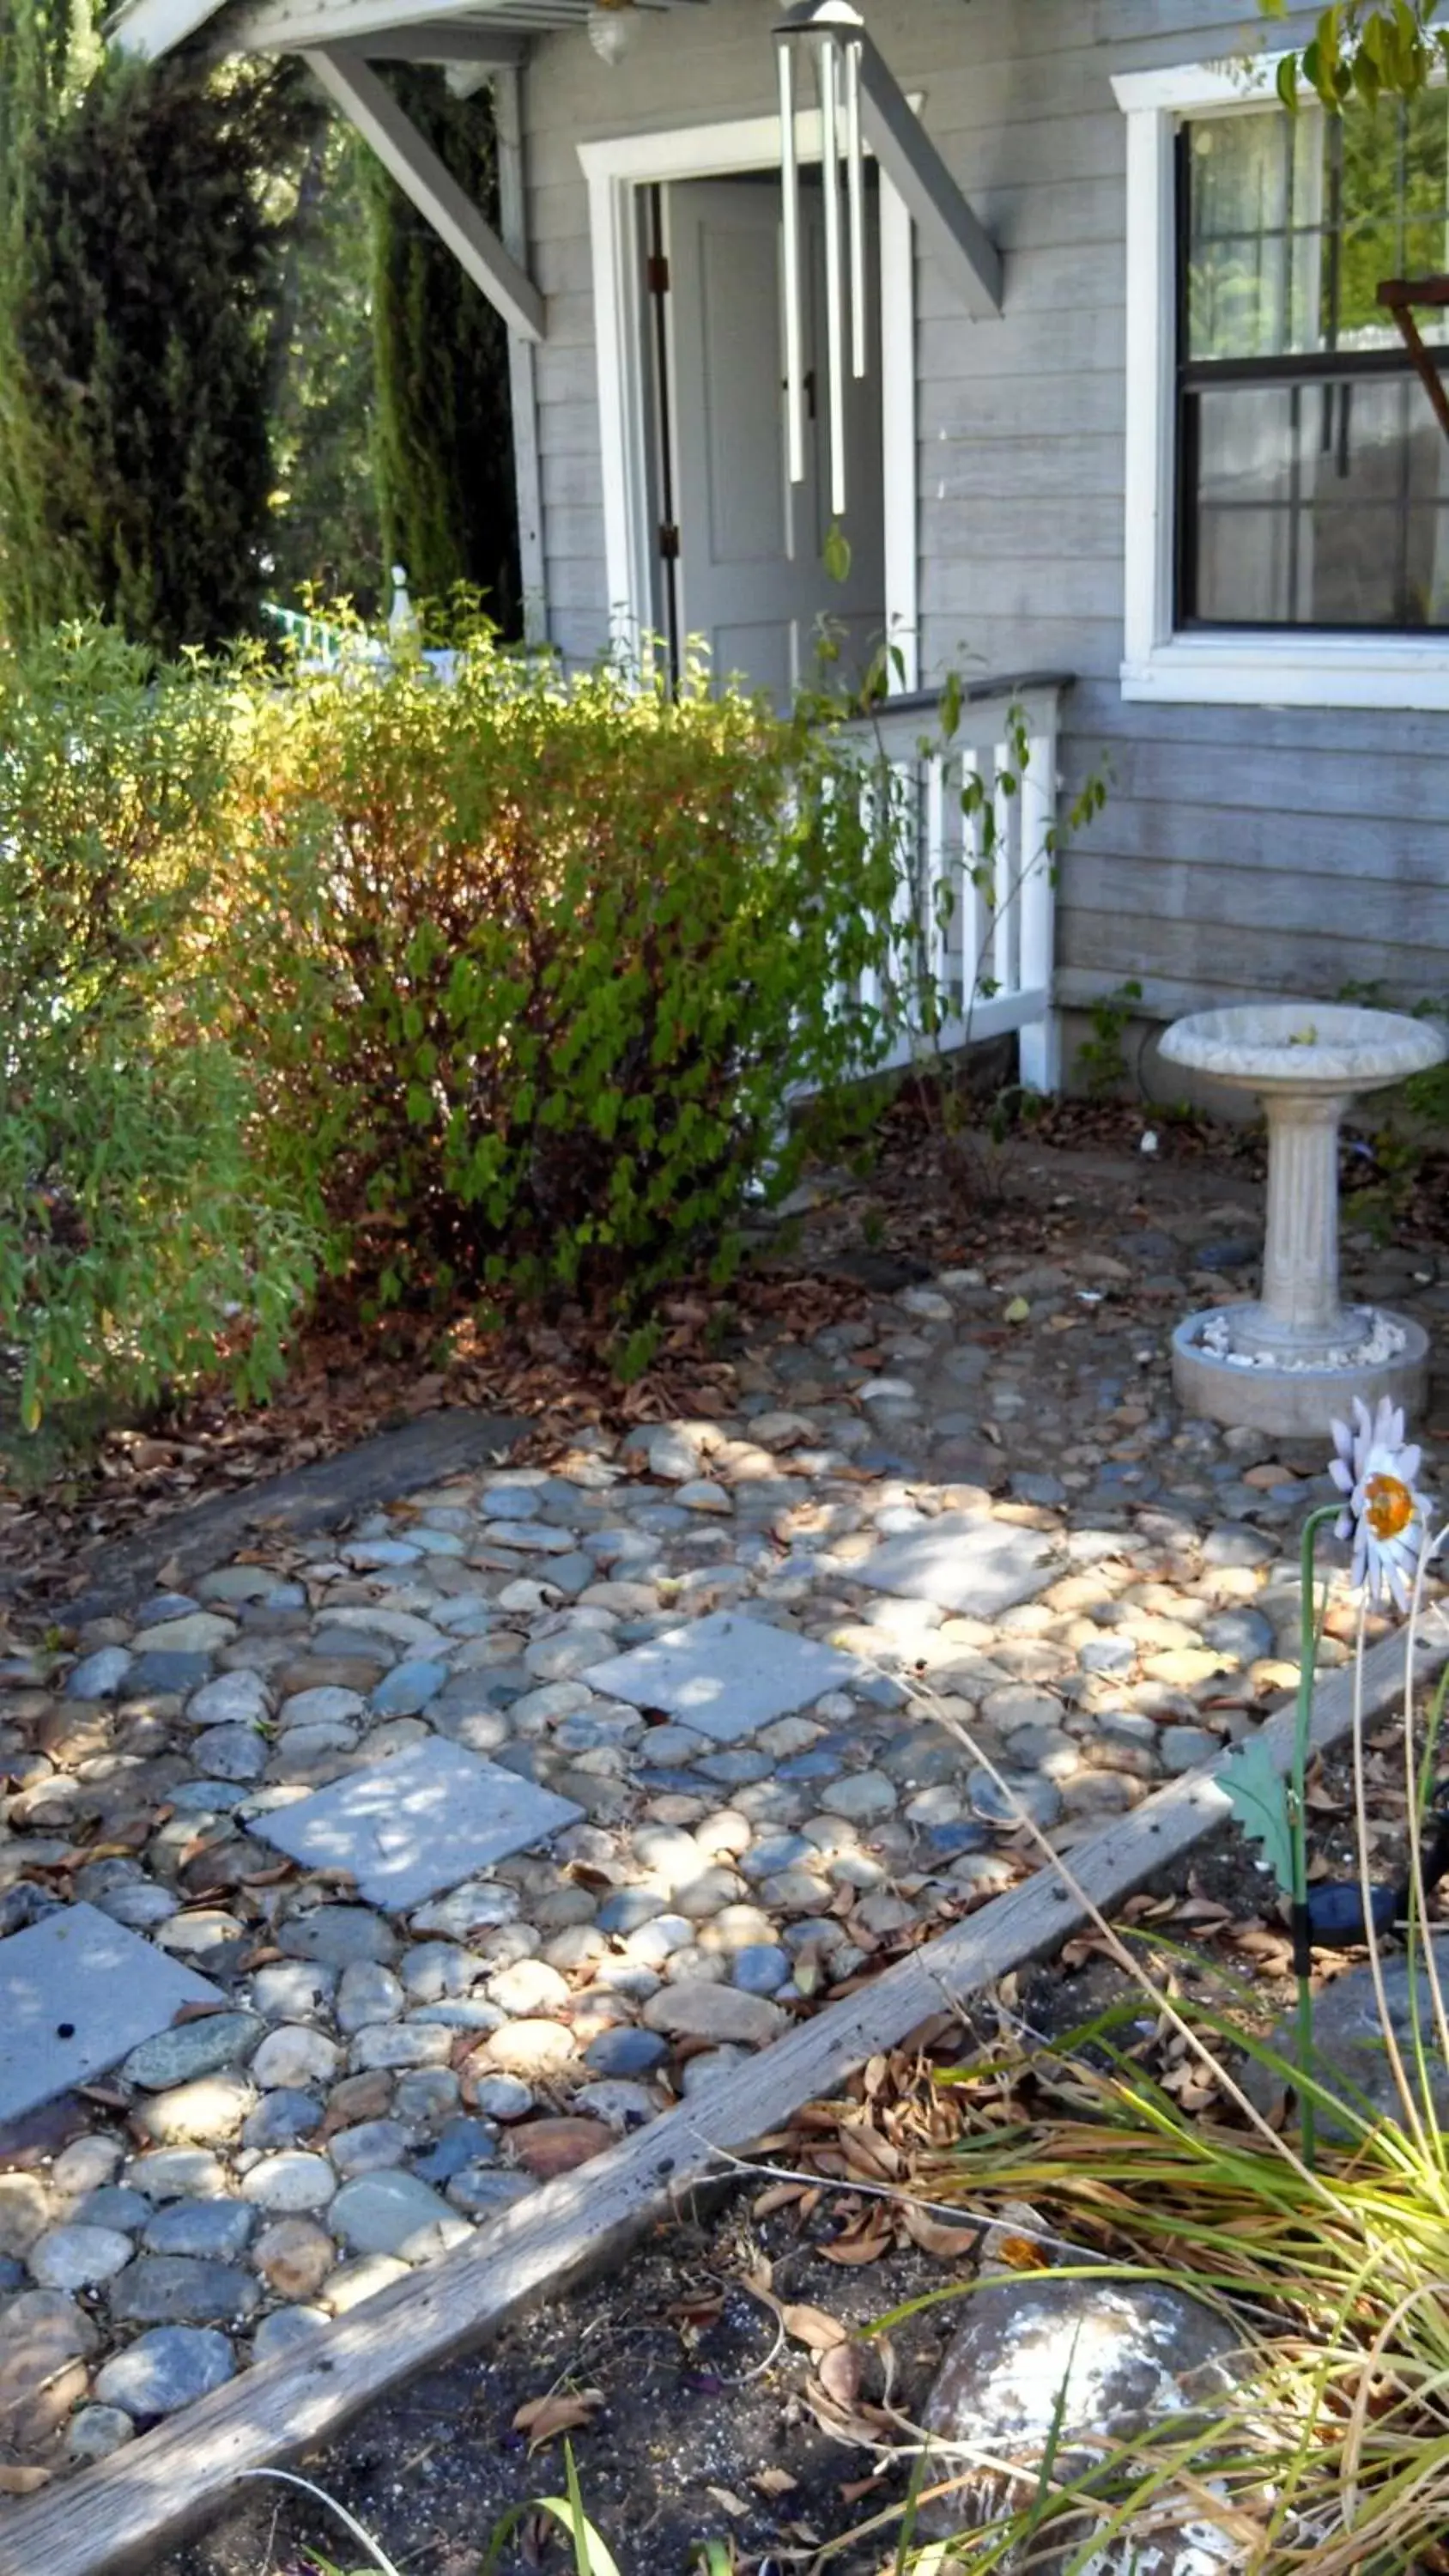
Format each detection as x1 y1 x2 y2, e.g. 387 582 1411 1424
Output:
364 70 519 633
0 43 316 653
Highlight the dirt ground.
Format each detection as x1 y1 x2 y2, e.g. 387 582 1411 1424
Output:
155 2178 961 2576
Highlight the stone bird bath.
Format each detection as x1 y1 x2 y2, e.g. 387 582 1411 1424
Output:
1159 1003 1446 1436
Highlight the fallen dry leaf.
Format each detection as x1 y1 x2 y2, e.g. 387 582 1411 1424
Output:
780 2301 849 2354
705 2488 752 2521
753 2468 798 2500
901 2204 980 2263
817 2343 863 2409
512 2391 603 2451
750 2182 805 2221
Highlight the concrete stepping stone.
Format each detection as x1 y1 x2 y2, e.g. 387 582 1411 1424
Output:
852 1512 1061 1616
583 1610 861 1742
0 1905 224 2125
254 1741 584 1909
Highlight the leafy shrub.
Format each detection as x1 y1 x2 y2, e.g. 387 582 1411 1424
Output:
0 625 318 1428
223 635 903 1339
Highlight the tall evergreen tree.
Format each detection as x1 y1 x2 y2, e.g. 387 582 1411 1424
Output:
363 70 519 634
0 38 317 653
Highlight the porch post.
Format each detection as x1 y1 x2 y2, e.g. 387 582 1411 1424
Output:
493 62 548 644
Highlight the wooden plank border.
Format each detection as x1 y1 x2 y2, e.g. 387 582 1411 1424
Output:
62 1409 530 1623
4 1616 1440 2576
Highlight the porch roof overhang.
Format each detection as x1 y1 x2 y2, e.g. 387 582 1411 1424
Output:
107 0 705 64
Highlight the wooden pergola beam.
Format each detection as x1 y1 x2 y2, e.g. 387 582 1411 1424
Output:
304 45 545 343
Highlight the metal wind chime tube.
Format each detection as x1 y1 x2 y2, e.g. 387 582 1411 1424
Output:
775 3 870 522
844 34 866 381
817 30 847 516
777 34 806 489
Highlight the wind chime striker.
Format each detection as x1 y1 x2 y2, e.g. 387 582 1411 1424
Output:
775 0 870 519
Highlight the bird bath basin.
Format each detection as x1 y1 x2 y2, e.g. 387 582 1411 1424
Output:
1158 1003 1446 1435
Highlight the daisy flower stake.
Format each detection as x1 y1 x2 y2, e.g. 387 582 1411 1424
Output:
1223 1397 1430 2169
1329 1395 1426 1613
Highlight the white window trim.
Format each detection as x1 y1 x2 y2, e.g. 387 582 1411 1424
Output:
578 109 918 690
1113 55 1449 711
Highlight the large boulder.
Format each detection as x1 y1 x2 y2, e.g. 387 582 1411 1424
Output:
1243 1956 1449 2142
920 2272 1242 2573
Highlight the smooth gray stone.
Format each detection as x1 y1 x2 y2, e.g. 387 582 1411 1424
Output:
93 2325 235 2418
278 1907 398 1967
119 2014 262 2093
109 2255 258 2326
329 2171 467 2260
141 2200 255 2261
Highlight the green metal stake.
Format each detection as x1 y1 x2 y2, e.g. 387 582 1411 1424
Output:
1291 1503 1341 2170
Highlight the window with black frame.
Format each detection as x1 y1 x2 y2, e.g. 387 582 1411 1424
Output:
1178 94 1449 631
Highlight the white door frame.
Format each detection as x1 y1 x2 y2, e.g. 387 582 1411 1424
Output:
578 107 918 690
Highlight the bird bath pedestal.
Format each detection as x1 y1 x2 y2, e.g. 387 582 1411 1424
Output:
1159 1005 1446 1437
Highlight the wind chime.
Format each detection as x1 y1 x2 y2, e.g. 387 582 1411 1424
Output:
774 0 870 520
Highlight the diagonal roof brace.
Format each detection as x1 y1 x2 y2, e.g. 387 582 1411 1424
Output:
304 46 545 343
775 0 1002 319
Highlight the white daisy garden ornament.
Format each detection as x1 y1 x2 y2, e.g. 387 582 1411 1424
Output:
1328 1394 1428 1612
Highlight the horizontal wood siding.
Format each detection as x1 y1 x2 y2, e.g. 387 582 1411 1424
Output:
521 0 1449 1016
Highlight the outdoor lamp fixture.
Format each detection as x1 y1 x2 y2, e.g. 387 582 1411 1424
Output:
775 0 868 518
588 0 642 65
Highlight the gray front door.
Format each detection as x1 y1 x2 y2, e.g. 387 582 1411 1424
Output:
663 173 886 705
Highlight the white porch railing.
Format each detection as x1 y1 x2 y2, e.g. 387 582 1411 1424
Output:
837 672 1071 1096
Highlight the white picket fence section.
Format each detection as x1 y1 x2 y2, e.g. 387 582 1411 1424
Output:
834 675 1069 1095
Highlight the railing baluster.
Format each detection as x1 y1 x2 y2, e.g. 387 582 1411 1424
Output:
794 678 1068 1101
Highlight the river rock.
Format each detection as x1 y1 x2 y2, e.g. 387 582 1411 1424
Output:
921 2274 1241 2564
119 2014 262 2093
1244 1954 1449 2139
94 2325 235 2419
641 1981 785 2045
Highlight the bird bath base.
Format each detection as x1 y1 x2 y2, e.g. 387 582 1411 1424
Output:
1172 1303 1430 1439
1159 1003 1446 1439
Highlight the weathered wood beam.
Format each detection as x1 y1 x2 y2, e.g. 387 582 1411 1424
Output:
0 1613 1439 2576
330 21 526 62
231 0 530 54
855 32 1001 319
305 46 544 343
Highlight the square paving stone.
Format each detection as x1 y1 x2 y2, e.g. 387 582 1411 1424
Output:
582 1611 861 1742
253 1741 585 1909
0 1904 224 2124
852 1511 1062 1616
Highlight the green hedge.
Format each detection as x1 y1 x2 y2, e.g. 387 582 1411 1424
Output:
1 623 909 1421
225 636 902 1349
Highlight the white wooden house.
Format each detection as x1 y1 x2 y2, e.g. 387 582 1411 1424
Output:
109 0 1449 1084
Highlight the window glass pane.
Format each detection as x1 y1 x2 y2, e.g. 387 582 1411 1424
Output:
1187 374 1449 625
1186 94 1449 360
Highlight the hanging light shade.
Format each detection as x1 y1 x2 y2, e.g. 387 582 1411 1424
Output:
774 0 868 520
588 0 642 67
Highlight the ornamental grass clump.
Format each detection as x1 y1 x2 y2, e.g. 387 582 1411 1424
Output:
865 1409 1449 2572
221 631 906 1342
